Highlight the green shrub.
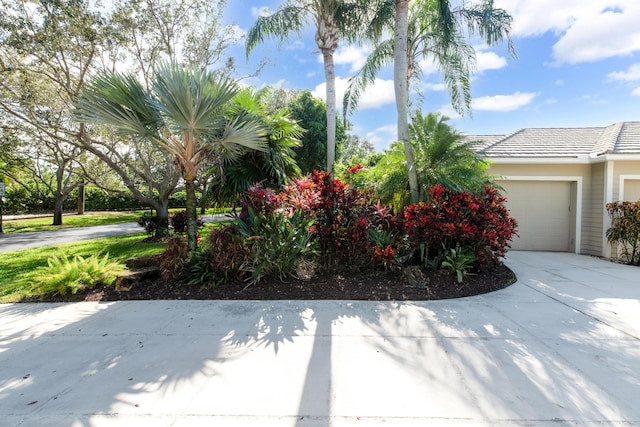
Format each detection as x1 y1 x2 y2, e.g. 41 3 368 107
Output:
606 201 640 265
235 208 318 282
34 253 125 296
441 246 478 283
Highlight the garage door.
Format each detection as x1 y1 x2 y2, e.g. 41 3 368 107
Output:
500 181 572 251
624 179 640 201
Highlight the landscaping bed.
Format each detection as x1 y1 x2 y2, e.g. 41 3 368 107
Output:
28 263 516 302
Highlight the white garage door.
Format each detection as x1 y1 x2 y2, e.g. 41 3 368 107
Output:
624 179 640 201
500 181 572 251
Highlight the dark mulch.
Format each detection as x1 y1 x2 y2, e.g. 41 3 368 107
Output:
27 263 516 303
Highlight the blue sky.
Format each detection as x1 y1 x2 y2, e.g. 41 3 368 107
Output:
223 0 640 151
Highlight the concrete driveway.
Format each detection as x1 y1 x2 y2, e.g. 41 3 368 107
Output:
0 251 638 426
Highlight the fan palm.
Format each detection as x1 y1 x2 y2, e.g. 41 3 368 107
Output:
352 0 514 203
246 0 371 174
74 63 267 250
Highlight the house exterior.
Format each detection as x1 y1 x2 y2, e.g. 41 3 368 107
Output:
468 121 640 258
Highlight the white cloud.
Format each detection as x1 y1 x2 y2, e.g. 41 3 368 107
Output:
312 77 395 111
495 0 640 64
365 124 397 151
608 63 640 82
472 91 537 111
632 87 640 96
475 49 508 73
251 7 270 18
330 45 372 73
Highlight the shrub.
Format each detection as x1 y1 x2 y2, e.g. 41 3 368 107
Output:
402 185 517 271
606 201 640 265
137 213 159 236
170 210 205 234
34 253 125 296
185 225 251 288
235 208 318 282
158 236 191 281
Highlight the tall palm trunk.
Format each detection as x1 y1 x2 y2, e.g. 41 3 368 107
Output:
322 49 337 174
395 0 419 203
184 178 198 251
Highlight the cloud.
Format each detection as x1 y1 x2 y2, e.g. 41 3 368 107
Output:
495 0 640 64
472 92 537 111
365 124 397 151
312 76 395 111
330 45 372 73
633 87 640 96
251 7 270 18
475 49 508 73
608 63 640 82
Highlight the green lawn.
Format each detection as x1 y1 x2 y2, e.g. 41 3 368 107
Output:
0 233 165 303
2 208 232 233
2 211 145 233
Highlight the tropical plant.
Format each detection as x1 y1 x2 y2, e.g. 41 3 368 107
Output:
235 208 318 283
606 201 640 265
74 62 267 250
351 0 514 202
402 184 517 270
34 253 125 296
203 88 303 205
246 0 371 173
369 111 492 210
441 246 478 283
158 236 191 280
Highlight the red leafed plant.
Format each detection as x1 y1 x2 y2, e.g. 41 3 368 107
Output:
402 185 517 270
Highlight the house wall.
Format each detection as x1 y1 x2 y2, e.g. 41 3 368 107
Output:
584 163 605 257
612 160 640 200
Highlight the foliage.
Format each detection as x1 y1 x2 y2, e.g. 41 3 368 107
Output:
203 88 303 205
185 225 251 288
235 208 318 283
33 253 125 296
137 213 160 237
368 111 492 212
441 246 478 283
158 236 191 281
75 62 267 250
0 233 164 302
170 210 205 234
606 201 640 265
401 185 517 271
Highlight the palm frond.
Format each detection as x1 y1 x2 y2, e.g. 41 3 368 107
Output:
245 5 307 57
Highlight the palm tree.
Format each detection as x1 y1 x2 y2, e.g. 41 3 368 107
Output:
204 88 304 205
245 0 369 174
350 0 514 203
370 111 492 212
74 62 266 250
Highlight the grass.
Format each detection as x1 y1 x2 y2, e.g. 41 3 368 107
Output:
2 208 232 233
2 211 145 233
0 233 165 303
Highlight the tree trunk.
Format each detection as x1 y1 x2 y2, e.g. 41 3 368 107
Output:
185 178 198 251
155 202 170 238
323 50 337 174
77 179 85 215
394 0 419 203
53 194 64 226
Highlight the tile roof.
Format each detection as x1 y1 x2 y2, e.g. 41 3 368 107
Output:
464 121 640 158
